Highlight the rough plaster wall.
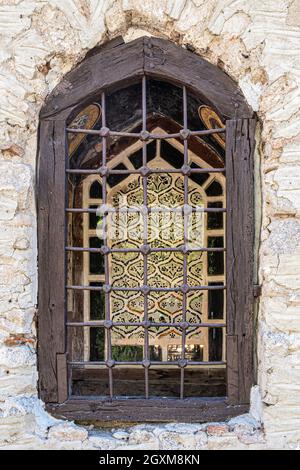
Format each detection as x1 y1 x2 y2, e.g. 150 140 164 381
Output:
0 0 300 450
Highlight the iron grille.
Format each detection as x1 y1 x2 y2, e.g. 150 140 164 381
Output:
65 77 226 399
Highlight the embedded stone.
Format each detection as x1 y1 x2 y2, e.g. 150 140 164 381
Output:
206 424 229 435
48 423 88 442
112 431 129 440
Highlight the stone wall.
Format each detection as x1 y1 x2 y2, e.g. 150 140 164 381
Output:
0 0 300 450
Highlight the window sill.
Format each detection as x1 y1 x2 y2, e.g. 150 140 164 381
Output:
46 397 249 424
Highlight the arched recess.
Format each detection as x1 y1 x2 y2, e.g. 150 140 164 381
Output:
38 37 256 422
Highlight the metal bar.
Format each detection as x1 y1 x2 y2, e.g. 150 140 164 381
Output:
66 127 226 138
142 76 149 399
66 284 226 292
66 207 227 214
65 246 226 253
69 360 226 367
66 167 225 175
64 126 70 398
101 92 113 400
66 321 226 328
181 85 188 399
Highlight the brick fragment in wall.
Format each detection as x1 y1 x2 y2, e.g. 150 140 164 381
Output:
4 334 35 348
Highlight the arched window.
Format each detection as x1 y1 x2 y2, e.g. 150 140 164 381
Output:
38 37 256 422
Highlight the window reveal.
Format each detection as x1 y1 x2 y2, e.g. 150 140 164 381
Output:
38 37 256 422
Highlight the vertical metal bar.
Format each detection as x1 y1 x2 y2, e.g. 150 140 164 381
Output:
142 76 149 399
101 92 113 399
64 125 70 398
180 86 189 399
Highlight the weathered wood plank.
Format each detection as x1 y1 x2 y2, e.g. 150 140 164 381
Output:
57 353 68 403
144 37 253 120
226 335 239 405
46 398 248 423
41 37 252 121
37 120 66 402
41 38 145 119
226 118 256 404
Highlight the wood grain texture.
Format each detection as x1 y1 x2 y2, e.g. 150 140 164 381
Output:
37 120 66 402
143 37 252 120
226 335 239 405
46 398 248 423
226 118 256 404
41 38 144 120
57 353 68 403
40 37 252 121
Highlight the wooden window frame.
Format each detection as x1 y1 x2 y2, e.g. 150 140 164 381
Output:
37 37 256 423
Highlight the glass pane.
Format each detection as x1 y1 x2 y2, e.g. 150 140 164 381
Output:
113 368 145 397
107 163 128 187
148 291 183 324
89 205 102 230
160 140 183 168
207 202 223 229
149 345 162 361
148 251 183 288
90 282 104 320
71 368 109 397
112 345 143 362
149 368 181 397
208 283 224 319
90 180 102 199
207 236 224 275
90 327 105 361
209 328 223 361
184 368 226 397
206 180 223 196
128 141 156 169
89 237 104 274
190 162 209 186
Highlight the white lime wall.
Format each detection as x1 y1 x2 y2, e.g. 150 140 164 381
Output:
0 0 300 450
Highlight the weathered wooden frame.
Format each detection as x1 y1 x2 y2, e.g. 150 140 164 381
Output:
37 36 256 422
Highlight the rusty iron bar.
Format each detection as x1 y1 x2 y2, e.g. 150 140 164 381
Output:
66 284 226 292
100 92 113 399
66 321 226 328
66 127 226 138
66 207 226 214
65 246 226 253
64 126 71 397
68 360 226 367
66 167 225 175
180 85 188 398
142 76 150 399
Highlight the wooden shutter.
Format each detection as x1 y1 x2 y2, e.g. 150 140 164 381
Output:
226 118 256 405
37 119 68 403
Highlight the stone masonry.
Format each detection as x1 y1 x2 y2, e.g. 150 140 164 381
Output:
0 0 300 450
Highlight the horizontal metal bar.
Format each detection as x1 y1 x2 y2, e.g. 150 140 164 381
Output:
68 360 226 367
66 127 226 138
66 284 226 292
66 207 227 214
66 167 225 175
67 321 226 328
65 246 226 253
